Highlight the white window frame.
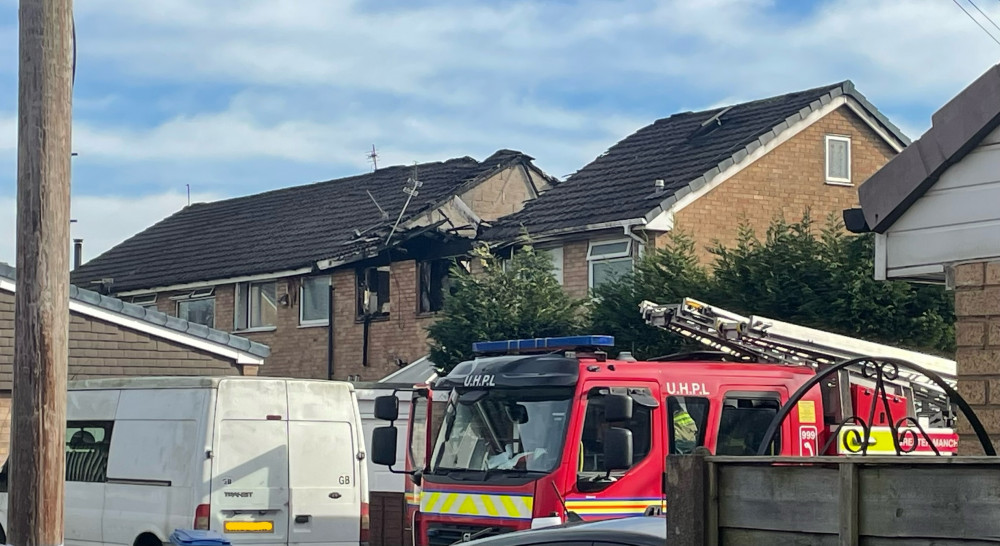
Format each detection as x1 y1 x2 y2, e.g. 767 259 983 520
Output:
129 293 158 309
299 276 331 327
824 134 852 186
587 239 633 289
234 280 279 332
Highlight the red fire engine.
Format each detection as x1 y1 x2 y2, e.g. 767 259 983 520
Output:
371 298 959 545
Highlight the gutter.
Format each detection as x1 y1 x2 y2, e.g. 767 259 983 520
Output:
491 218 647 247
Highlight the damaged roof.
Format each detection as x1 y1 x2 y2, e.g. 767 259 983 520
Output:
485 81 908 241
70 150 536 293
0 262 270 359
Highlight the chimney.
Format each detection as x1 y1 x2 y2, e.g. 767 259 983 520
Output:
73 238 83 270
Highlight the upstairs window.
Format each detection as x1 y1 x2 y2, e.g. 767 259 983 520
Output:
418 259 451 314
129 294 158 310
825 135 851 185
173 288 215 328
540 246 564 285
588 239 633 289
300 276 331 326
357 266 391 318
235 281 278 330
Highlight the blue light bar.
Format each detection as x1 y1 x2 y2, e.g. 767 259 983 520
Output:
472 335 615 354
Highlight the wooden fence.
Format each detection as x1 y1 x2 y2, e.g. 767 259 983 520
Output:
666 453 1000 545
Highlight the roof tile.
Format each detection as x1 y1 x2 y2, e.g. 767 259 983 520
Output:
71 150 533 292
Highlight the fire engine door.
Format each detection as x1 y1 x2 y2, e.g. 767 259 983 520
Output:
567 382 663 519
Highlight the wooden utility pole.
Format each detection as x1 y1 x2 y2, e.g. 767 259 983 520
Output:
12 1 74 545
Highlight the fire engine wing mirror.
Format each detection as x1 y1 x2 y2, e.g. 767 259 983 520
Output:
374 395 399 421
604 394 633 422
604 427 633 471
370 426 398 467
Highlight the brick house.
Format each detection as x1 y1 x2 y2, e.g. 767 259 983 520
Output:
846 64 1000 454
70 151 554 381
485 82 909 298
0 262 268 459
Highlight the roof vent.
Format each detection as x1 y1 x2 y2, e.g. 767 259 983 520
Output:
654 179 665 190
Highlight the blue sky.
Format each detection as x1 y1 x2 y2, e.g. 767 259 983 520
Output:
2 0 1000 263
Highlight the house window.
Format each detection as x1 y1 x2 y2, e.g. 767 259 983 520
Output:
540 246 564 285
129 294 158 310
65 421 113 483
588 239 633 289
300 276 331 326
825 135 851 185
174 288 215 328
357 266 391 318
418 259 453 314
235 281 278 330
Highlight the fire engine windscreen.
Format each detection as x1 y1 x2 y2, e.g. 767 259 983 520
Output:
430 387 573 474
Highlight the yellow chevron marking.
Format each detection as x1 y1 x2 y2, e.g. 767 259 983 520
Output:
439 493 458 513
456 496 478 515
481 495 499 517
499 495 519 517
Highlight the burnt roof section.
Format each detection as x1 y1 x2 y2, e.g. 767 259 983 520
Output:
855 64 1000 233
0 262 270 358
70 150 535 292
485 81 908 241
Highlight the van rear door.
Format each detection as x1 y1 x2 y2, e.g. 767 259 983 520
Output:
211 379 290 542
286 381 361 545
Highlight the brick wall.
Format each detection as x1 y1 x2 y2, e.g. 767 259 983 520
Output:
213 261 434 382
461 165 538 222
670 105 897 263
0 288 244 459
562 239 590 300
331 261 435 381
952 261 1000 455
223 278 332 380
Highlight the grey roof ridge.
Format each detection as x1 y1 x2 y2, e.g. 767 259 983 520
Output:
643 81 911 223
0 262 270 359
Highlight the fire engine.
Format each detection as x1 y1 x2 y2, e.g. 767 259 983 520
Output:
370 298 959 545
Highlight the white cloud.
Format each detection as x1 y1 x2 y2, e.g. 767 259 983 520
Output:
4 0 1000 263
0 191 225 267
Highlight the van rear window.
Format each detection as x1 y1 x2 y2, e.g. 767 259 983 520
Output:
65 421 113 483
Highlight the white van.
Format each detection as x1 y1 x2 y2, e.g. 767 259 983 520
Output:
0 376 370 546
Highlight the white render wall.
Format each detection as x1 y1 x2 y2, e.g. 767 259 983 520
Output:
881 124 1000 280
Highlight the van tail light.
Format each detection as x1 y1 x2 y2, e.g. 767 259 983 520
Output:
360 501 370 543
195 503 211 530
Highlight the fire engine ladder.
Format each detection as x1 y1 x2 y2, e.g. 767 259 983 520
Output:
639 297 957 420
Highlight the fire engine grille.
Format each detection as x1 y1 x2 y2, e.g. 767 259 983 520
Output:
426 522 515 545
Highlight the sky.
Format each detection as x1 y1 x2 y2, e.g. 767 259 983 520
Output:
1 0 1000 265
